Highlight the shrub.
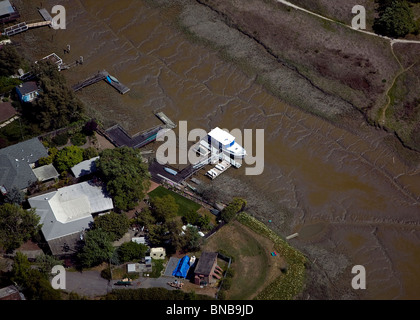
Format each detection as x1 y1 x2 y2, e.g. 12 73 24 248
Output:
70 132 87 146
52 132 69 146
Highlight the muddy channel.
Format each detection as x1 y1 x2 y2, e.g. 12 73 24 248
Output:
13 0 420 299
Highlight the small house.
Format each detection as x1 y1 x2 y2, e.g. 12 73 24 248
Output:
0 0 20 24
150 247 166 260
16 81 39 103
194 252 218 285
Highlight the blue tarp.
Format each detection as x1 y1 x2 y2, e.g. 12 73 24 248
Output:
172 256 190 278
106 75 112 84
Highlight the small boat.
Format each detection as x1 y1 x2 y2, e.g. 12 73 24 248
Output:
109 75 120 83
164 167 178 176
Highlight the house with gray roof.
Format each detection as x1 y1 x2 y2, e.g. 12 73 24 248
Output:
70 156 99 178
0 138 48 194
28 180 114 255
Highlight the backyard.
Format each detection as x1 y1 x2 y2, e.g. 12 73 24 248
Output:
148 186 201 216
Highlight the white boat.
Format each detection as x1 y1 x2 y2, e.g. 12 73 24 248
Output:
206 127 246 158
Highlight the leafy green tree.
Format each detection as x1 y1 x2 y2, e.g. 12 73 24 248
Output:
182 226 201 252
83 146 99 160
94 211 129 242
11 252 61 300
117 241 148 263
373 0 418 37
147 224 167 247
4 186 25 205
164 220 183 253
182 209 199 225
31 61 84 130
196 215 211 231
82 119 98 136
97 147 150 211
0 204 41 252
77 228 114 268
38 147 58 166
133 208 156 228
0 45 22 76
0 76 22 94
54 145 83 172
150 195 179 222
35 254 63 279
220 198 247 223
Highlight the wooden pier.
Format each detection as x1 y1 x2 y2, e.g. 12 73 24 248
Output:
38 8 53 23
72 70 130 94
155 112 177 129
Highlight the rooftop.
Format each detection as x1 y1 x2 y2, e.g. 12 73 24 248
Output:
32 163 59 182
28 180 113 241
0 102 17 123
0 138 48 191
16 81 39 96
70 156 99 178
194 252 218 276
0 1 14 16
208 127 235 145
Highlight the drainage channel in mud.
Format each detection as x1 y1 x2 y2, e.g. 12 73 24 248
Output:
13 0 420 299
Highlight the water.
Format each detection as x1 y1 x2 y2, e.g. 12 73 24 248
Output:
17 0 420 299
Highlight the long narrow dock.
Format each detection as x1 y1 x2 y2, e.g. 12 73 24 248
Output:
155 112 177 129
72 70 130 94
38 8 53 23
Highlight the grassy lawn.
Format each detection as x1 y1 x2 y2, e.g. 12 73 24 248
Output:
148 186 201 215
203 220 282 300
202 213 307 300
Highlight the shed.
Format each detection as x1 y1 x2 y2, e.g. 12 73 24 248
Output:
150 247 166 260
127 263 136 273
194 252 218 285
132 237 146 245
32 164 59 182
172 255 190 278
15 81 39 103
70 156 99 178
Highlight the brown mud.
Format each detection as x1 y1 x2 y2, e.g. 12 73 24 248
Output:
10 0 420 299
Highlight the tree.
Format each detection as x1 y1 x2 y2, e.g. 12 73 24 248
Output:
82 119 98 136
38 147 58 166
0 45 22 76
164 220 183 254
117 241 148 263
31 61 84 130
0 204 41 252
182 226 201 252
94 211 130 242
150 195 179 222
220 198 247 223
77 228 114 268
147 224 167 247
11 252 61 300
196 215 211 231
4 186 25 205
35 254 63 279
97 147 150 211
54 145 84 172
373 0 418 37
133 208 156 228
182 209 199 225
83 146 98 160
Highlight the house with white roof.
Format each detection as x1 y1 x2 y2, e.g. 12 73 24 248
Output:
28 180 113 255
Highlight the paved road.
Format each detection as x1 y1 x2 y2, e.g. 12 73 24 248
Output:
65 270 110 297
65 270 176 297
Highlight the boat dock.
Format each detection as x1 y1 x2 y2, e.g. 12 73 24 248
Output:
72 70 130 94
104 124 165 149
38 8 53 23
155 112 177 129
205 160 232 180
